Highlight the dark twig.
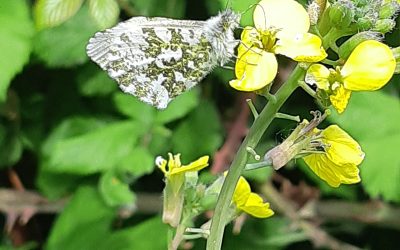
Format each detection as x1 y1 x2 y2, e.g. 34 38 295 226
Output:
261 182 361 250
211 93 254 174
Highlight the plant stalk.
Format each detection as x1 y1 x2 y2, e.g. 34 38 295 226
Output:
206 65 305 250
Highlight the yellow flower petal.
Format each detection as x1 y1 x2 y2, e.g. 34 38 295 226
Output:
240 193 275 218
341 40 396 91
239 26 263 51
303 154 361 187
305 64 331 90
233 176 251 207
274 33 327 62
329 84 352 114
254 0 310 35
303 125 363 187
230 48 278 91
169 156 209 175
322 125 365 166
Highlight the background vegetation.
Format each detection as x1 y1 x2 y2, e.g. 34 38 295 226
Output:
1 0 399 249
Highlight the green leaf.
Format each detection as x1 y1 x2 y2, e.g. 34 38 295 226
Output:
113 92 155 125
77 64 118 97
117 147 155 177
0 122 23 168
131 0 186 18
0 0 34 102
34 0 84 29
36 170 83 199
42 117 108 158
45 186 114 250
46 121 145 174
329 91 400 202
98 216 168 250
172 101 222 162
88 0 120 29
99 170 135 206
33 5 99 67
154 89 199 124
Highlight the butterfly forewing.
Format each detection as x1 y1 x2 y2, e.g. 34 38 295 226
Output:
86 17 217 109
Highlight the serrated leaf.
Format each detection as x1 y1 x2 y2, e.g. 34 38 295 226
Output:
117 147 155 177
45 186 114 250
99 170 135 206
155 89 199 124
33 5 99 67
172 101 222 162
0 0 34 102
34 0 84 29
113 92 155 125
77 64 118 96
97 216 168 250
46 121 145 174
329 91 400 202
88 0 120 29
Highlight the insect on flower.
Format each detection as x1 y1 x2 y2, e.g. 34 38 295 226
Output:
86 9 241 109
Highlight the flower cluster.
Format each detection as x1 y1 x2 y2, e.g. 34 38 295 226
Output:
157 153 274 229
305 40 396 113
265 113 364 187
230 0 327 91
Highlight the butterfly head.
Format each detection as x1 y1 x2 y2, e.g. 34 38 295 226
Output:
220 9 241 32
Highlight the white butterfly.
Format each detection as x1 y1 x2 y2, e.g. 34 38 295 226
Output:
86 10 240 109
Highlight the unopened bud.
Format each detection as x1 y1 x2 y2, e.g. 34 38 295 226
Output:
338 32 383 60
373 19 396 33
392 47 400 74
379 2 400 19
329 1 355 28
357 17 374 30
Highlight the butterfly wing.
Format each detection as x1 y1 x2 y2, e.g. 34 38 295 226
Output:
86 17 217 109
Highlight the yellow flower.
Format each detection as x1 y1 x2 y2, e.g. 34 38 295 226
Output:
157 153 209 178
232 176 274 218
156 153 209 227
303 125 365 187
306 40 396 113
230 0 327 91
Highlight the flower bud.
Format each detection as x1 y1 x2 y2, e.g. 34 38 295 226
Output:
338 31 383 60
308 0 327 25
329 1 355 28
264 120 311 170
392 47 400 74
373 18 396 33
379 2 400 19
357 16 374 30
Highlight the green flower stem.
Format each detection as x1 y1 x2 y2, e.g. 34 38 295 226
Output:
206 65 305 250
275 112 300 122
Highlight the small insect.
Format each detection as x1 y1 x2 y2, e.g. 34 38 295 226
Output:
86 10 240 109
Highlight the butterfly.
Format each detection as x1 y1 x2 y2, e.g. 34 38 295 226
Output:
86 9 240 109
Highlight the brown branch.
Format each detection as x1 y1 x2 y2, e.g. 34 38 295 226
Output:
301 200 400 231
211 93 254 174
261 182 361 250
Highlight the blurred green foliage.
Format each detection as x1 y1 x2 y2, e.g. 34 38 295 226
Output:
0 0 399 249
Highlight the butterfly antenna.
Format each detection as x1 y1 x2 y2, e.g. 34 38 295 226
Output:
225 0 232 10
240 3 267 30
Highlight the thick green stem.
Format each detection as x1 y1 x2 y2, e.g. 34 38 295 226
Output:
206 66 305 250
